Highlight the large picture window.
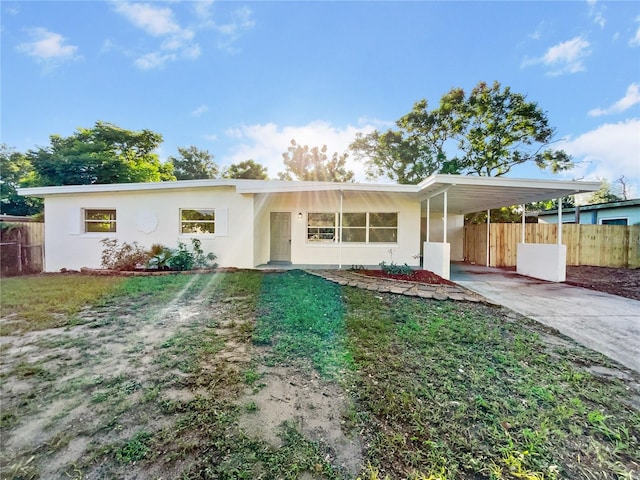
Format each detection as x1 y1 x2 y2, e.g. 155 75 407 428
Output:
84 209 116 233
306 212 398 243
181 209 215 234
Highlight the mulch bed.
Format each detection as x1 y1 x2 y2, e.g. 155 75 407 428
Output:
355 269 456 286
565 265 640 301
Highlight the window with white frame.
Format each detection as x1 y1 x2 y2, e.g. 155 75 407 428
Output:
84 209 116 233
181 209 215 234
368 212 398 243
307 213 337 242
306 212 398 243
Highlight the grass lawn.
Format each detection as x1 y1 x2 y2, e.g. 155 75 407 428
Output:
1 270 638 479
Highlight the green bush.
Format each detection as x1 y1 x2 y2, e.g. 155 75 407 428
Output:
379 261 414 276
146 239 217 271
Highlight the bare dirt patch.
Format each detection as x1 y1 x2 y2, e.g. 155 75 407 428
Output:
565 265 640 300
238 363 364 475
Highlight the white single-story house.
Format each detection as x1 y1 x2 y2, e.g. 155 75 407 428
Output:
538 199 640 226
19 175 599 281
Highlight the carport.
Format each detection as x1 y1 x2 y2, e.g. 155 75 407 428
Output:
417 175 600 281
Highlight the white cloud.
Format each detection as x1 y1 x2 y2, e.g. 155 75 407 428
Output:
213 6 255 53
589 83 640 116
220 121 378 180
560 119 640 196
191 104 209 117
630 17 640 46
113 2 180 36
522 35 591 76
113 2 200 69
17 28 80 65
587 0 606 29
112 2 255 68
134 51 176 70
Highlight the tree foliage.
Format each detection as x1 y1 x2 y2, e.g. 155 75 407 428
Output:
223 159 269 179
350 81 573 184
0 144 42 215
589 179 623 204
279 140 354 182
168 146 218 180
27 121 174 186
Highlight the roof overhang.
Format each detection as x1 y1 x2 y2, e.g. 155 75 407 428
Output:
18 174 600 214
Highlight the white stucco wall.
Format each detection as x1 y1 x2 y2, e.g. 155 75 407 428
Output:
254 191 422 267
516 243 567 282
43 187 255 271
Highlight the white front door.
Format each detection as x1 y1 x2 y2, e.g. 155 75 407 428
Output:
270 212 291 262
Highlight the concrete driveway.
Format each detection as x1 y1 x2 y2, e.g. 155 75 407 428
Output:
451 263 640 373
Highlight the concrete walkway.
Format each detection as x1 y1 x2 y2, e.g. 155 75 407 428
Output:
451 263 640 373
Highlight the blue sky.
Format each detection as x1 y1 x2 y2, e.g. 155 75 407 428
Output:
2 1 639 195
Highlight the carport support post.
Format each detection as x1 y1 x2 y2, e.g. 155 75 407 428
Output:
338 190 343 269
521 204 526 243
443 190 448 243
557 197 563 245
486 209 490 267
426 198 430 243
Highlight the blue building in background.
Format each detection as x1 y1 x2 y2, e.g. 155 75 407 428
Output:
538 199 640 226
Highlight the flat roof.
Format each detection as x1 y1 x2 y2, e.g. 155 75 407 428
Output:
538 198 640 216
19 174 600 214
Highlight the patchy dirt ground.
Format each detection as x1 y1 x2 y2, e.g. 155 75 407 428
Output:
565 265 640 301
0 275 362 479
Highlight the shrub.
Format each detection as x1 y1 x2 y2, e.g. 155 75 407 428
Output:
146 244 174 270
146 239 217 271
100 239 150 271
379 261 414 276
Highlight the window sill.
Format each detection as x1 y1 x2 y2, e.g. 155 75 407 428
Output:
305 242 399 247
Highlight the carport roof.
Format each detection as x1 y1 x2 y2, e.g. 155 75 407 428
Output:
19 174 600 214
416 175 601 214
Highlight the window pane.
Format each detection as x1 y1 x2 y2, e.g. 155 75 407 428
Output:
308 213 335 227
308 228 335 241
181 209 215 221
369 228 397 243
85 210 116 222
342 228 366 242
86 221 116 233
182 222 215 234
85 209 116 233
369 213 397 227
342 213 366 227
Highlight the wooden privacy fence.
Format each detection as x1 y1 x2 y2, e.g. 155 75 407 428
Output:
464 223 640 268
0 220 45 276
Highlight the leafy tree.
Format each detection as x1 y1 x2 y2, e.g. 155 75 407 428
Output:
279 140 354 182
0 144 42 215
27 121 175 186
168 146 218 180
349 129 437 184
223 159 268 179
589 179 622 204
350 81 572 183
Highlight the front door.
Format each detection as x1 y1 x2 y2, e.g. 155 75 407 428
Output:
270 212 291 263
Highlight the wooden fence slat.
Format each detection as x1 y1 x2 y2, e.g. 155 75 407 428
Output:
463 223 639 268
